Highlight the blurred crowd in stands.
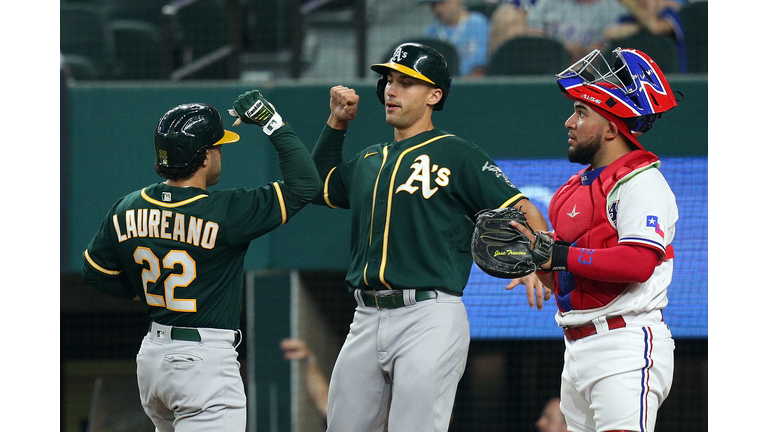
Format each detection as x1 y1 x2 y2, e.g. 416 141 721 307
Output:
60 0 708 82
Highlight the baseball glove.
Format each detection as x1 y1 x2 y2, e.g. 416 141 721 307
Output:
470 207 554 279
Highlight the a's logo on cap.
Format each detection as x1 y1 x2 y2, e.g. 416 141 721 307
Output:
390 47 408 63
159 149 168 159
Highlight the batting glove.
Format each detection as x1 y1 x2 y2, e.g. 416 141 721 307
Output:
229 90 283 135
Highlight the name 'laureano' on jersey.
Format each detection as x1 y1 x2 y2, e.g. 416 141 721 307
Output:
112 208 219 249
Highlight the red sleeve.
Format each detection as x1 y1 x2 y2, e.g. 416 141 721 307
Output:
566 244 660 283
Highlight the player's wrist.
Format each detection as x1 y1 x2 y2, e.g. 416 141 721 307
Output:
549 242 569 271
261 112 283 135
327 113 350 131
301 354 317 366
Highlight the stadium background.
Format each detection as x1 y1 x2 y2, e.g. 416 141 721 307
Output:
60 1 708 431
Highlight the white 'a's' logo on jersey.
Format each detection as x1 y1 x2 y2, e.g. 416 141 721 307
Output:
396 154 451 199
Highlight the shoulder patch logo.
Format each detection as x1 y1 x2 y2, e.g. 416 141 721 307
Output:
482 161 515 188
608 200 618 227
646 215 664 238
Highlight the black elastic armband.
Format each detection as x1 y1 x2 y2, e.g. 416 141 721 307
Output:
550 241 570 272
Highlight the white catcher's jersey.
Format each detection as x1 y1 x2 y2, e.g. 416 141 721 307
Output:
556 166 679 328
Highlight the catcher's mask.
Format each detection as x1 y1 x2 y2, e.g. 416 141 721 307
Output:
155 103 240 168
371 42 452 111
556 47 679 149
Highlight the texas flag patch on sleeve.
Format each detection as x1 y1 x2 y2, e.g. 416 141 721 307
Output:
646 215 664 239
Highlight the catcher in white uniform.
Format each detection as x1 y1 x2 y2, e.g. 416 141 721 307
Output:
480 47 681 432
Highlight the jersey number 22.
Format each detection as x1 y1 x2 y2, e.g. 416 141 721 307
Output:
133 247 197 312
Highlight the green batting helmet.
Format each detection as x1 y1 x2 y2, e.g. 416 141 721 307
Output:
371 42 452 111
154 103 240 168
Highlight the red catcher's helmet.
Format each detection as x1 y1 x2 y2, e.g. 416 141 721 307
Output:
556 47 678 148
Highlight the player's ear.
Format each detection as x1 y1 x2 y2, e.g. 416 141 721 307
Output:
200 148 213 167
604 120 620 141
426 87 443 108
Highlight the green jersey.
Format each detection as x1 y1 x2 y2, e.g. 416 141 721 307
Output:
83 124 320 329
312 125 526 295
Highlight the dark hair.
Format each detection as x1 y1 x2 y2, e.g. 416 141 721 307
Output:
154 148 208 180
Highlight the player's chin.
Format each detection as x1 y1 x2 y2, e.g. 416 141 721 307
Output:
385 113 403 128
206 174 220 187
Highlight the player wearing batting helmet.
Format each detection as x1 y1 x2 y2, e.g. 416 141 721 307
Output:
309 41 549 432
513 47 680 432
82 92 321 432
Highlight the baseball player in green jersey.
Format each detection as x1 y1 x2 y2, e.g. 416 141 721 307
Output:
310 42 550 432
81 90 321 432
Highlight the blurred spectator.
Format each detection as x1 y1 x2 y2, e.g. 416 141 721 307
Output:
420 0 489 76
525 0 627 63
535 398 568 432
280 338 329 418
488 1 538 55
604 0 687 72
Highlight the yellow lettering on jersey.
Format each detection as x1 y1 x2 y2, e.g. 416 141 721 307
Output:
187 216 203 246
115 209 218 249
172 213 186 242
396 154 440 199
125 210 138 239
201 222 219 249
136 209 148 237
113 214 127 242
160 210 173 240
148 209 161 238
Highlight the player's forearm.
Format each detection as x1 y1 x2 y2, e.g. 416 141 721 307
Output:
81 264 137 300
516 199 549 232
310 124 346 205
304 363 330 416
268 123 322 212
312 124 345 173
554 243 659 283
327 112 350 131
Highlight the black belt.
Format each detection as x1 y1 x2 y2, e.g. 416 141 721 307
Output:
361 289 438 309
